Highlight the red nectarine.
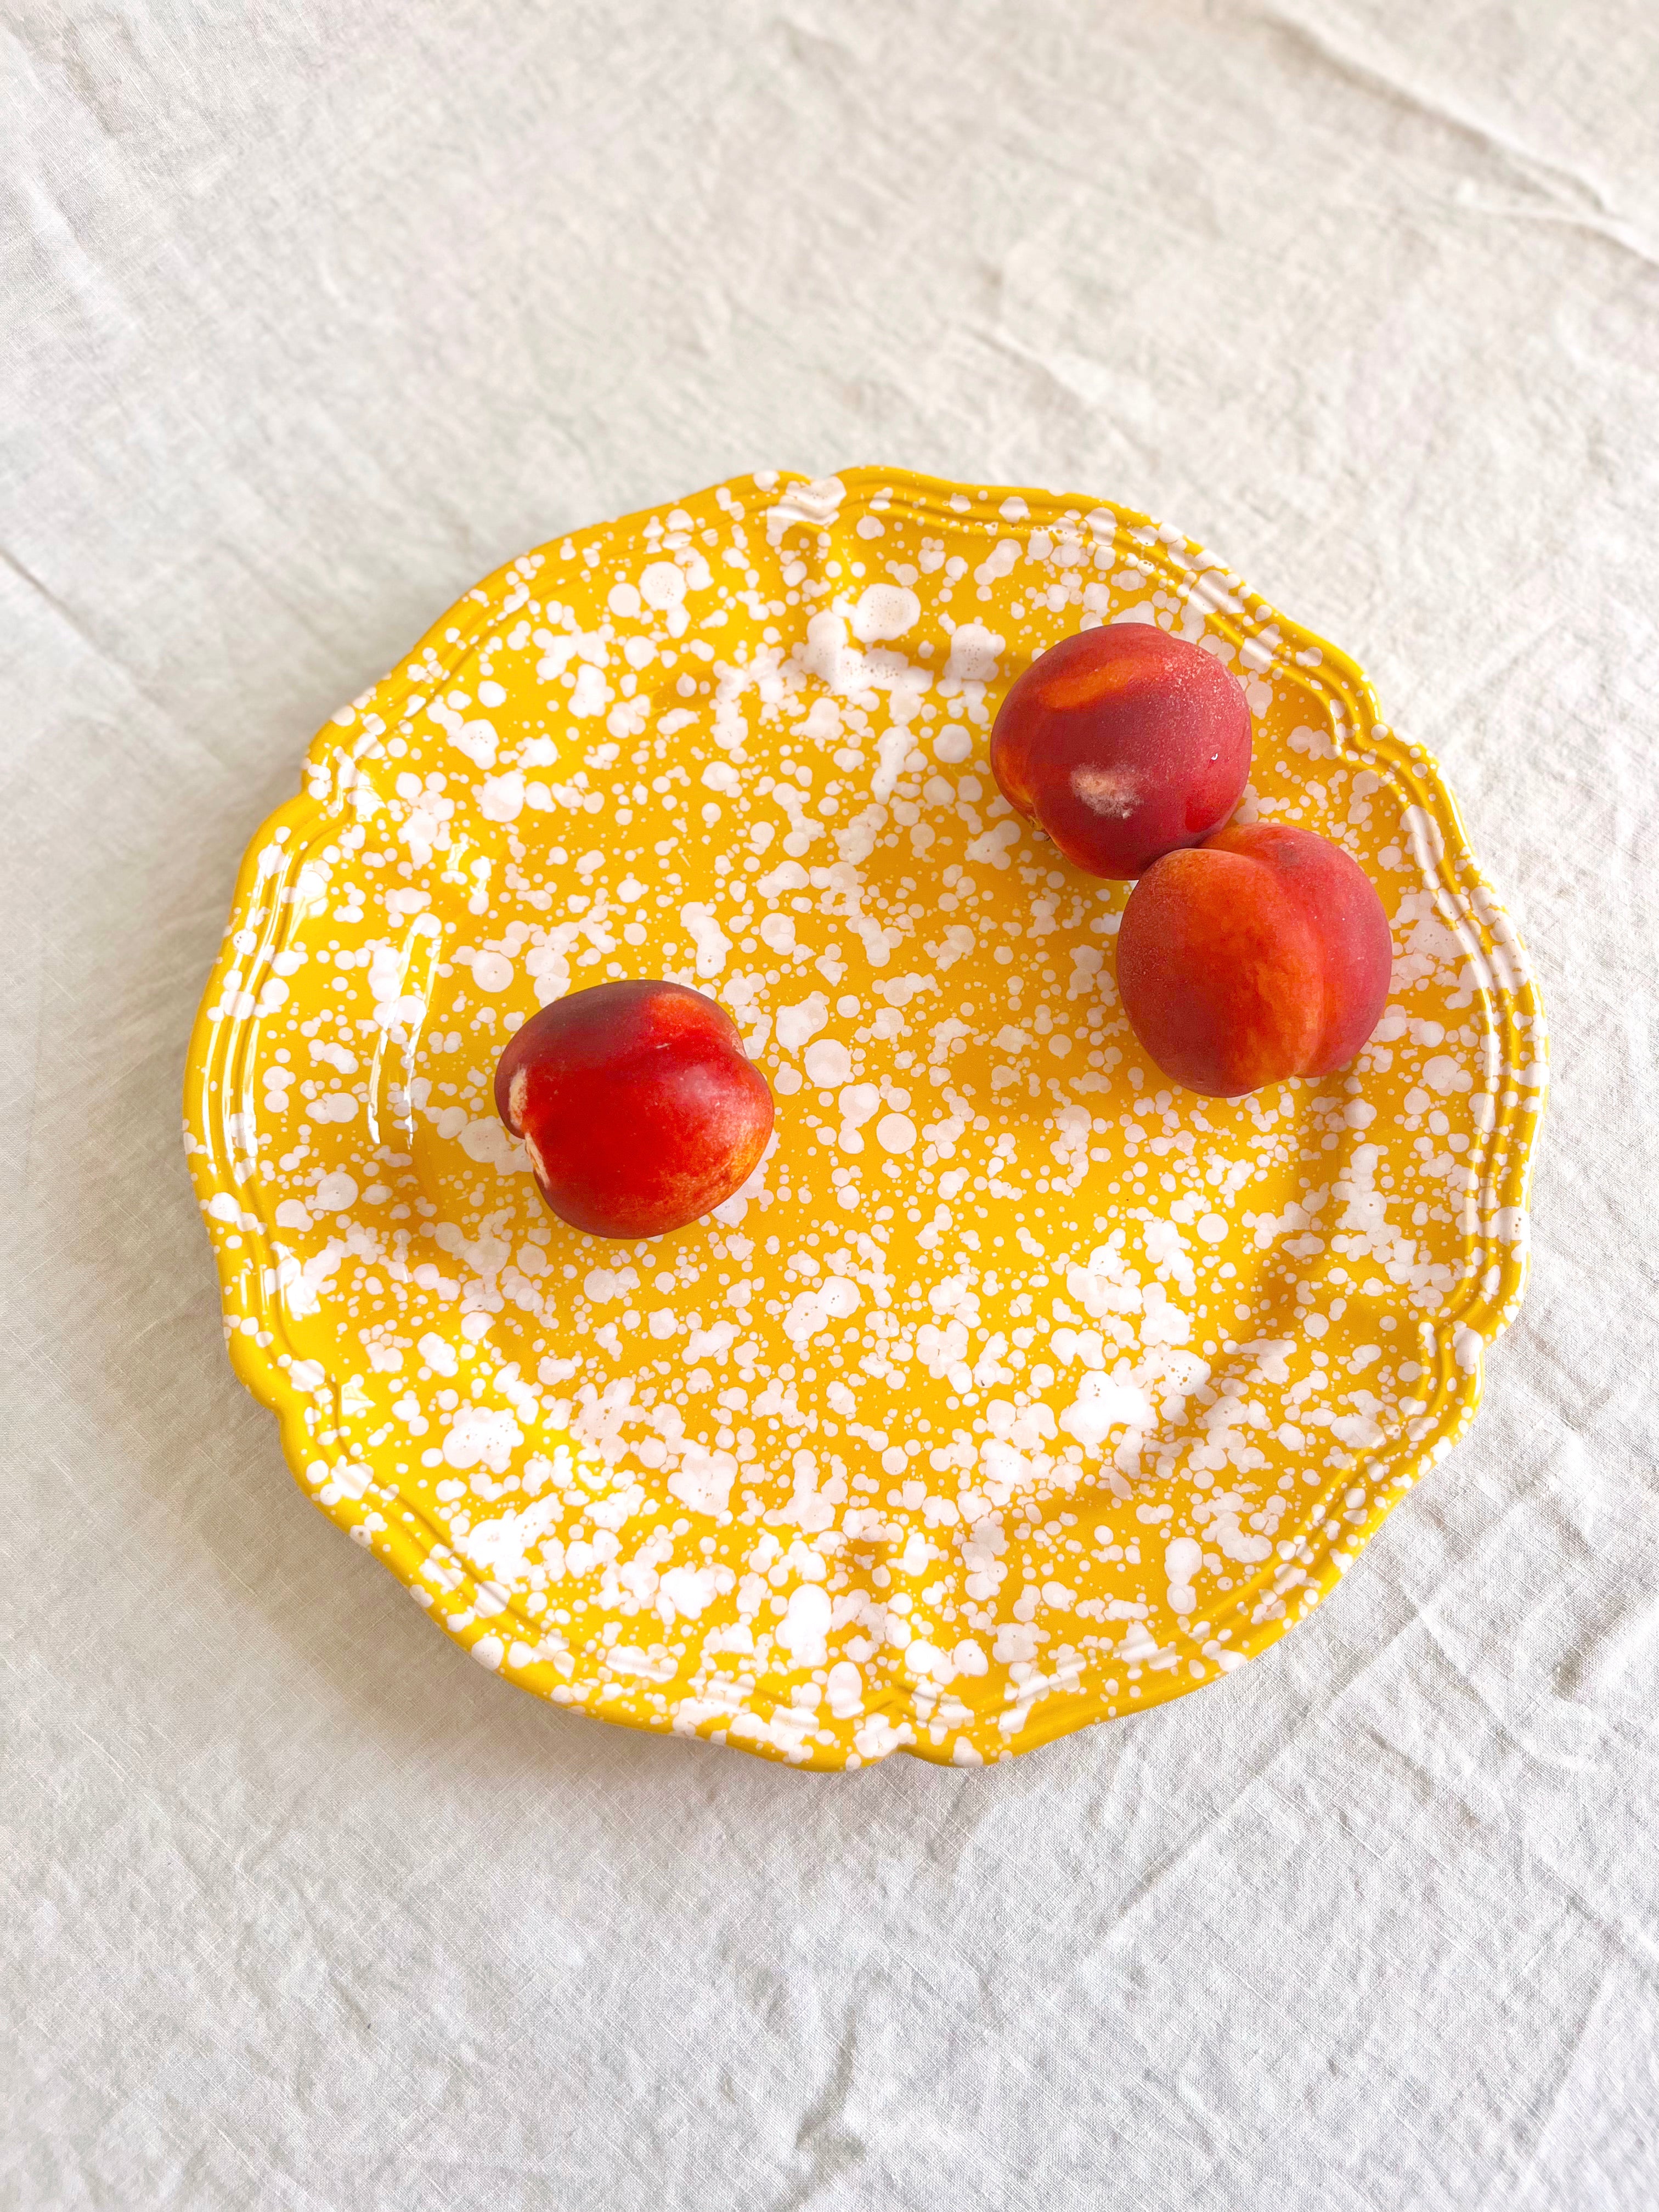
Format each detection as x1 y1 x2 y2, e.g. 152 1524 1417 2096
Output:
1115 823 1393 1098
495 980 773 1238
990 624 1251 879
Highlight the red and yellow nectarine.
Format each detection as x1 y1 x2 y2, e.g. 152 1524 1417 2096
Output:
1115 823 1393 1098
495 980 773 1238
990 623 1251 879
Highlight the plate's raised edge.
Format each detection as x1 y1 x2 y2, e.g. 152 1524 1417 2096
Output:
182 799 469 1651
183 465 1548 1770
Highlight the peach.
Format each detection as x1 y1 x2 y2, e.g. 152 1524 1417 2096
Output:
990 623 1251 879
494 980 773 1238
1115 823 1393 1097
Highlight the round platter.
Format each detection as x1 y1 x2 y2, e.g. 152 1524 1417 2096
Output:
184 467 1545 1769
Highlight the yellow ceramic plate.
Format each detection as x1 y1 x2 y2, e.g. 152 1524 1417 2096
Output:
185 468 1545 1769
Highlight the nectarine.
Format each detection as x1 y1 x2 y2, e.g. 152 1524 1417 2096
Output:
990 624 1251 878
1115 823 1393 1097
495 980 773 1238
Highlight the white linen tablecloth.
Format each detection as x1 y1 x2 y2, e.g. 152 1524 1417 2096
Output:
5 4 1657 2204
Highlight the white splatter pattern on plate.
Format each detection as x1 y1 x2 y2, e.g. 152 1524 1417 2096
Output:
184 468 1545 1769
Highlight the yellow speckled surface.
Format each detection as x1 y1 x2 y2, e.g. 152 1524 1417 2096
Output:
183 467 1545 1769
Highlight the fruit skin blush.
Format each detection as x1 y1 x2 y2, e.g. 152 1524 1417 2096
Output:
990 624 1251 880
495 980 772 1240
1115 824 1392 1098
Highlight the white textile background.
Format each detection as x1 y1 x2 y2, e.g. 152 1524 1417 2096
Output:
5 4 1658 2206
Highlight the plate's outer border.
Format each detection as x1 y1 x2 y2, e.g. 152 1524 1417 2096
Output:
183 466 1547 1768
